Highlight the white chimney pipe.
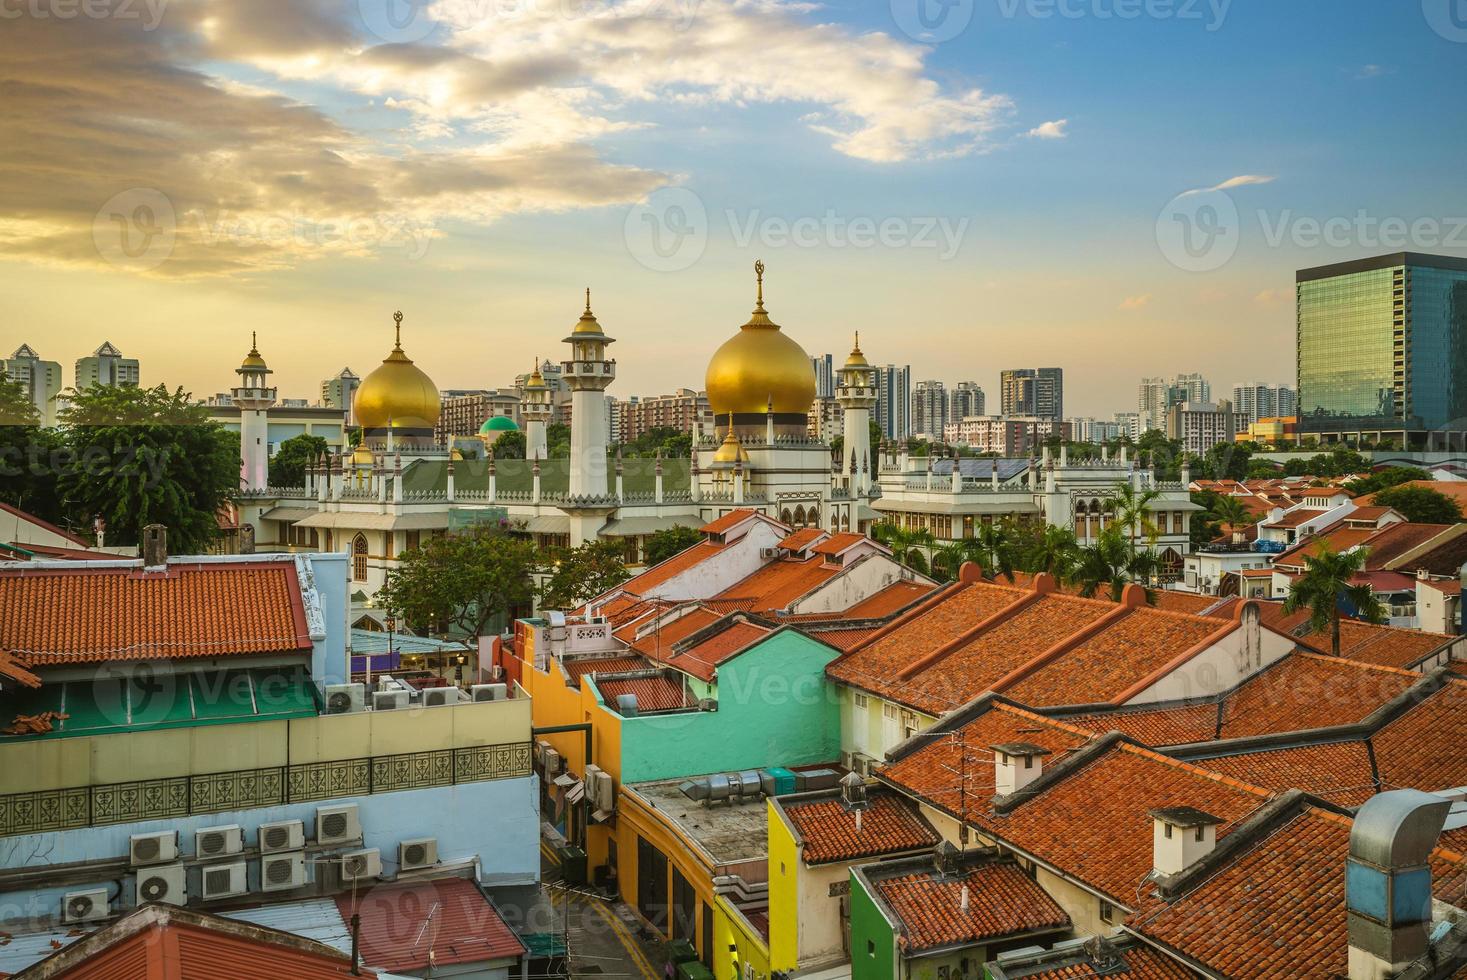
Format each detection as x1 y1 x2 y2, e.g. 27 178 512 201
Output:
959 884 969 913
992 743 1050 797
1150 807 1221 877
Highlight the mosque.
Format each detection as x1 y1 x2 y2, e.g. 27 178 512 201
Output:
235 262 884 609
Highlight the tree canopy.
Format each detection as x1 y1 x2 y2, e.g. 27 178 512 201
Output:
1373 484 1463 524
377 525 537 637
269 434 328 488
644 524 703 566
1282 545 1385 657
539 539 632 609
491 429 526 459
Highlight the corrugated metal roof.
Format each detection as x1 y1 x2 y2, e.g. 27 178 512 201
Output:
337 878 525 973
225 898 353 955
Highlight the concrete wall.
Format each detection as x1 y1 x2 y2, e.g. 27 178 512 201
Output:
788 555 911 616
1124 606 1294 705
0 774 538 927
619 631 841 783
637 522 783 600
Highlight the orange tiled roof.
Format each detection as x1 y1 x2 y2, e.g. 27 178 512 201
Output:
563 655 650 685
840 580 936 618
782 792 940 864
1065 702 1219 746
614 541 727 596
700 509 764 535
1002 943 1195 979
1243 601 1453 669
596 674 693 712
664 620 772 682
1000 606 1229 708
1199 740 1377 806
1270 526 1379 567
0 561 310 666
1263 508 1333 529
1356 480 1467 507
1134 807 1465 980
0 649 40 688
805 626 879 651
619 606 722 660
778 528 827 552
341 877 524 973
1150 591 1226 616
811 532 867 557
873 861 1069 952
713 556 842 612
1370 678 1467 792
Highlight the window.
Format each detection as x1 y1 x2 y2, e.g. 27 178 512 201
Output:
867 940 876 958
351 534 368 581
853 693 869 709
1195 826 1205 842
1100 901 1116 924
405 530 421 552
1164 823 1173 839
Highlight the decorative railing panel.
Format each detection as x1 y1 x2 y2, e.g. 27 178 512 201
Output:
0 741 530 837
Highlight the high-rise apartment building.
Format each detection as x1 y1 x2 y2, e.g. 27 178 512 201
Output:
875 364 912 440
810 353 835 399
1000 368 1063 419
1297 252 1467 445
1230 383 1296 424
1138 373 1212 432
944 416 1071 455
1165 400 1249 455
617 388 713 442
3 344 62 426
807 396 843 444
320 368 360 425
947 382 985 422
912 380 947 440
436 390 521 443
1115 411 1142 440
74 341 140 390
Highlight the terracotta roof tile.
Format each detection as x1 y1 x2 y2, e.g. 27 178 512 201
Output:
700 509 764 535
0 649 41 688
1370 678 1467 792
1244 601 1453 669
1271 526 1378 567
0 561 310 666
840 580 936 618
1134 808 1465 980
782 792 940 864
805 626 878 651
1000 607 1227 708
1357 480 1467 507
340 878 524 973
1065 703 1220 746
811 532 867 557
1198 741 1377 806
619 606 721 659
1150 591 1226 616
713 557 843 612
1011 944 1195 979
777 528 828 552
663 620 772 682
873 861 1069 952
563 655 651 685
596 674 693 712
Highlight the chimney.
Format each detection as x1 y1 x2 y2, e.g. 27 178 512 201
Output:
239 523 256 555
1150 807 1222 877
142 524 167 567
1347 789 1451 980
839 769 868 810
991 742 1050 797
959 883 970 913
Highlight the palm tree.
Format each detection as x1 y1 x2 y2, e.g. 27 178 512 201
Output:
930 541 968 583
1283 545 1386 657
969 521 1015 582
1208 494 1254 533
1026 524 1081 584
1073 526 1158 602
1109 482 1162 558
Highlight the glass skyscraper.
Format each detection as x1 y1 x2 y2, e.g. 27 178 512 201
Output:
1297 252 1467 445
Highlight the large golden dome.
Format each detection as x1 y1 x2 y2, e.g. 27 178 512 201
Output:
705 261 816 417
353 311 441 431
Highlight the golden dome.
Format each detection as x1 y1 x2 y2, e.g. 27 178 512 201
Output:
705 261 817 417
711 420 749 465
843 332 869 368
571 288 607 337
526 357 546 388
352 444 375 466
239 332 269 371
353 311 441 431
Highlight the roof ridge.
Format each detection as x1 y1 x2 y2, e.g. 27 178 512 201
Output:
1116 741 1274 799
896 587 1044 681
1294 650 1422 677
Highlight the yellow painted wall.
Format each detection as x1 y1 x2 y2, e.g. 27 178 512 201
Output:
0 698 531 795
713 895 772 980
766 799 800 972
517 629 624 869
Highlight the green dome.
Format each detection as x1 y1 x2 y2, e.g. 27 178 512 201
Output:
479 415 519 434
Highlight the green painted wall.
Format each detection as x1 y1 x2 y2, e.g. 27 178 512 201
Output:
850 872 896 980
619 631 841 783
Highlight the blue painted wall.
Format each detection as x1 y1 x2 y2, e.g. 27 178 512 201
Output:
617 630 841 783
0 775 539 927
306 553 350 686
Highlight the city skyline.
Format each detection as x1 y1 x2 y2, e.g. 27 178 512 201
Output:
1 3 1463 416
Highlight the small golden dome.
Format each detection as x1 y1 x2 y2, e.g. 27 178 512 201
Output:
571 288 608 337
354 311 442 431
843 332 869 368
526 357 546 388
712 422 749 465
239 332 269 371
352 444 375 466
706 261 817 417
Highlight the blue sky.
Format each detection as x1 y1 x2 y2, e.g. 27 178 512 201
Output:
1 0 1463 416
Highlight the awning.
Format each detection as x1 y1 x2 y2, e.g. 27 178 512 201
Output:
522 514 571 534
1145 499 1206 512
598 514 698 536
295 511 451 531
258 505 318 523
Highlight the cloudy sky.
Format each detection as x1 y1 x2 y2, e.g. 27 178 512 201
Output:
1 0 1464 414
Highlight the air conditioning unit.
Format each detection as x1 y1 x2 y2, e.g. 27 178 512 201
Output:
543 747 562 775
534 739 551 769
399 837 438 871
340 848 382 882
854 754 879 779
760 547 780 558
698 698 719 712
260 851 306 892
130 831 178 867
324 683 365 714
373 689 409 711
317 804 361 846
258 819 305 854
194 824 243 859
471 683 507 702
422 686 462 707
61 887 110 924
200 861 248 901
588 769 616 813
134 864 186 906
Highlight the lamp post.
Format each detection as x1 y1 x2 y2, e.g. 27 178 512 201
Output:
382 613 397 688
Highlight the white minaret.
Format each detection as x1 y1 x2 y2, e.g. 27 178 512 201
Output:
522 358 553 461
836 333 877 495
232 332 277 491
562 289 615 498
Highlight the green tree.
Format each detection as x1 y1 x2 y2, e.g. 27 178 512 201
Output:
268 434 328 488
1022 524 1080 582
969 521 1016 582
492 430 526 459
546 423 571 458
929 541 969 582
540 539 632 609
0 378 39 426
645 525 703 565
57 385 239 553
1282 545 1386 657
1373 485 1464 524
1073 526 1159 602
1202 441 1251 481
1349 466 1430 497
1108 482 1162 557
0 378 65 524
378 525 538 637
1207 493 1255 530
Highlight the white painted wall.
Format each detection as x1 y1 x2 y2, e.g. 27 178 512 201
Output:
1124 605 1294 705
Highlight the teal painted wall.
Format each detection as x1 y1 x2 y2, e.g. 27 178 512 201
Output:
619 631 841 783
850 872 896 980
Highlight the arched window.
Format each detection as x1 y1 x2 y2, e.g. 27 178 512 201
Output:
793 505 807 527
781 508 793 524
352 533 368 581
